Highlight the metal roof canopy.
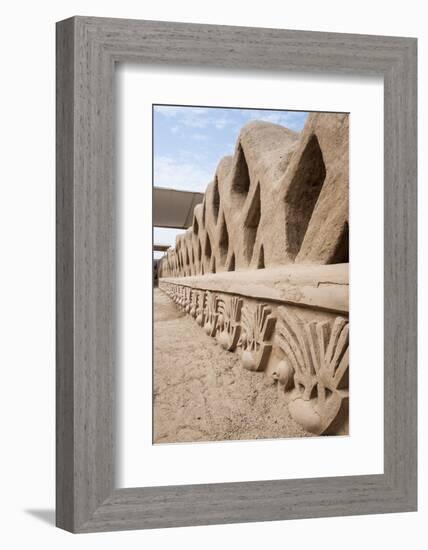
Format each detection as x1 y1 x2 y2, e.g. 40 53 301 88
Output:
153 187 204 229
153 244 170 252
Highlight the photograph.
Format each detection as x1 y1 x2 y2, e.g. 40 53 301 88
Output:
153 104 349 444
0 1 419 543
51 13 417 534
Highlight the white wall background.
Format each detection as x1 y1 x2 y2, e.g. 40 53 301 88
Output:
0 1 425 548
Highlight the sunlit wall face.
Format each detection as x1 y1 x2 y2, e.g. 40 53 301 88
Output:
153 227 186 259
152 105 308 257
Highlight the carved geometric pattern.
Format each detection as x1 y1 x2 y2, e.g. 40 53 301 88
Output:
203 291 220 337
158 282 349 436
157 114 349 277
184 286 191 313
276 306 349 435
189 289 198 318
156 115 350 436
216 296 243 351
239 303 276 372
195 290 206 327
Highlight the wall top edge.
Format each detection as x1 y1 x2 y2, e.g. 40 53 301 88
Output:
160 263 349 314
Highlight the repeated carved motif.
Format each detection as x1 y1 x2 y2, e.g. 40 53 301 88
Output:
195 290 206 327
216 296 243 351
275 306 349 435
156 115 350 438
239 303 276 372
203 291 220 337
158 282 349 435
174 285 183 307
184 287 191 313
189 289 198 318
157 114 349 279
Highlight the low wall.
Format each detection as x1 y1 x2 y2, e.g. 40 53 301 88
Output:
159 263 349 436
158 113 349 437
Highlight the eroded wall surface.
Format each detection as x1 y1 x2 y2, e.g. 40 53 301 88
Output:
157 114 349 436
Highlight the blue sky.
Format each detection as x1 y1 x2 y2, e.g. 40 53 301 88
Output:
153 105 308 256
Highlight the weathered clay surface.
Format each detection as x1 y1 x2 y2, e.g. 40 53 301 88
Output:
159 280 349 436
158 114 348 278
156 114 349 437
153 289 312 443
163 263 349 314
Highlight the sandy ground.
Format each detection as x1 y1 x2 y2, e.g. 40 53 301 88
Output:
153 288 312 444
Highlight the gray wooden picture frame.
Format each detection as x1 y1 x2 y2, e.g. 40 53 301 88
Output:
56 16 417 533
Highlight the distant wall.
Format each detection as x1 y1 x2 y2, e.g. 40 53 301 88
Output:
158 113 349 279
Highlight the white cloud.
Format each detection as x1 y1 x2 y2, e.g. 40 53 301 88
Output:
154 106 201 118
191 133 210 141
154 105 240 131
214 117 233 129
240 109 307 131
154 155 214 193
178 149 208 163
154 105 307 134
154 105 211 128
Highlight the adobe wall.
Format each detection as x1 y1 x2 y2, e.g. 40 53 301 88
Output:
158 113 348 278
157 114 349 436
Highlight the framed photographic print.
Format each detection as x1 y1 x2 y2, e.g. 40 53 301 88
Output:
152 104 350 445
56 16 417 532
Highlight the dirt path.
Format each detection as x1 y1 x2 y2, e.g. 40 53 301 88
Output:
153 288 311 443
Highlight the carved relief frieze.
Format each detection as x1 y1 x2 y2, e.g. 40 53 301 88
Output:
158 281 349 435
203 291 220 337
239 303 276 372
189 288 198 318
275 306 349 434
195 290 206 327
216 296 243 351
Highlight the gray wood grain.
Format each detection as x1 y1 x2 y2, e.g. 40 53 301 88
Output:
56 16 417 533
56 17 75 532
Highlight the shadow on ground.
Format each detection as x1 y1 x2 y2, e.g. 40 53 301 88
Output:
25 509 55 526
